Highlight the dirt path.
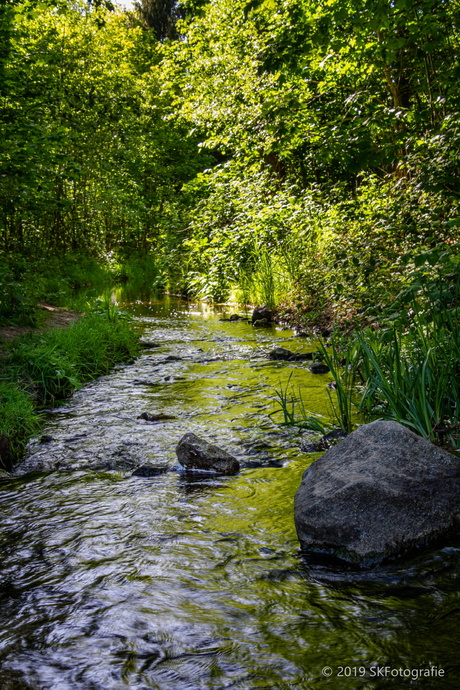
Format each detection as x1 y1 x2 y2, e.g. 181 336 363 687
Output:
0 304 81 345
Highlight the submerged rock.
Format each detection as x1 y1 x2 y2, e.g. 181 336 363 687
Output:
40 435 54 444
308 362 330 374
290 352 315 361
268 347 315 361
294 420 460 565
132 464 169 477
137 412 177 422
269 347 294 361
300 429 347 454
176 433 240 475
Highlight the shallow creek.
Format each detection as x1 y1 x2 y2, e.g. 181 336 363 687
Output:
1 293 460 689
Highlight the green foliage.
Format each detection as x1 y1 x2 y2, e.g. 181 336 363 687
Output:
0 2 210 263
115 253 165 290
2 0 460 337
3 312 140 405
0 382 40 469
357 304 460 447
0 254 37 325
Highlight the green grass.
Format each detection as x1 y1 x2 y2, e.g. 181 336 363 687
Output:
271 300 460 448
271 372 335 434
0 383 41 471
357 304 460 446
0 310 140 470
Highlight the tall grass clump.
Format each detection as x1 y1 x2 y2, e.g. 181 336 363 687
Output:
0 383 40 470
271 372 335 434
271 297 460 448
271 343 361 436
0 308 140 469
318 336 362 434
4 312 140 406
357 304 460 446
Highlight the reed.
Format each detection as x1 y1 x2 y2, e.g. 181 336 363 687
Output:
271 372 334 434
357 306 460 446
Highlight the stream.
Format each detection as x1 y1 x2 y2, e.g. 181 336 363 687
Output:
1 291 460 689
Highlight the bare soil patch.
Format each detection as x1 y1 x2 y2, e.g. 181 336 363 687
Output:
0 304 82 346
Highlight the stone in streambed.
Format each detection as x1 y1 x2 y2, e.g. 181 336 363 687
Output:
308 362 330 374
294 420 460 565
268 347 316 361
132 464 169 477
137 412 177 422
176 433 240 475
252 305 273 325
269 347 294 360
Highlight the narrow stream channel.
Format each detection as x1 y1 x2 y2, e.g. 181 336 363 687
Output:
1 291 459 689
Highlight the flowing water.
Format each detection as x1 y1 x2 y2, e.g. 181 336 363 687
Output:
1 292 459 689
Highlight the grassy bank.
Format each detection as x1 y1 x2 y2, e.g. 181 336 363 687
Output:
275 300 460 450
0 308 140 472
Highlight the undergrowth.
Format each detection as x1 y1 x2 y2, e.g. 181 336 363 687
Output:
273 297 460 449
0 309 140 471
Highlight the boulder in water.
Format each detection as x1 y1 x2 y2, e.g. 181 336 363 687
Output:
176 433 240 475
294 420 460 565
252 305 273 325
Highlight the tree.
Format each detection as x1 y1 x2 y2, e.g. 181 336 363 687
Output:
134 0 184 39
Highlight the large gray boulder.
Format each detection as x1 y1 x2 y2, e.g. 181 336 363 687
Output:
176 433 240 475
294 420 460 565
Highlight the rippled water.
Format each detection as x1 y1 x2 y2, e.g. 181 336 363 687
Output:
1 293 460 689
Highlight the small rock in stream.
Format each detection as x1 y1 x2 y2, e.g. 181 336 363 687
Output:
132 380 160 387
268 347 316 362
176 433 240 475
40 435 54 444
308 362 330 374
268 347 293 360
132 464 169 477
137 412 177 422
140 341 161 349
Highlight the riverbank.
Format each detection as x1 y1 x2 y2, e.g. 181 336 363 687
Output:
0 306 140 473
0 303 82 346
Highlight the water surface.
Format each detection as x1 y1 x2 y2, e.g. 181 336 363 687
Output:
1 294 459 689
